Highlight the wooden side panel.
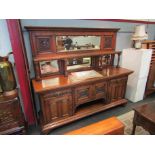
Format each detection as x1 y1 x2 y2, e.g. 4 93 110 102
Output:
146 62 155 89
142 41 155 96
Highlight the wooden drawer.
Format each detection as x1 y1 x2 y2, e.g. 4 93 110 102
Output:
94 82 107 100
74 85 92 106
43 89 71 98
74 82 107 106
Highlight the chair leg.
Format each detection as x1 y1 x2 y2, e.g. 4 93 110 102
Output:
131 123 136 135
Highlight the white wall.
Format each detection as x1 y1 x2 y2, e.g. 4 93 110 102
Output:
0 19 12 56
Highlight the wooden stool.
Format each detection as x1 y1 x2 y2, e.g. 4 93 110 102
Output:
65 117 125 135
132 102 155 135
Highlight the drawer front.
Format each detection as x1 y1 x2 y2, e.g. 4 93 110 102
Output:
74 85 92 106
43 89 72 98
94 82 107 100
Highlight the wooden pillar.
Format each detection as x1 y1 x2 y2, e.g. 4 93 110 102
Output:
6 19 36 125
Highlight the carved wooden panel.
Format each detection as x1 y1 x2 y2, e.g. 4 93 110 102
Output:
102 32 116 50
108 77 128 103
104 36 113 48
36 37 51 52
42 90 73 123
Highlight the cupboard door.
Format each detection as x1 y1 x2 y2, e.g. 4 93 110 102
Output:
43 94 73 123
94 82 107 100
108 77 127 102
75 85 92 106
102 32 116 50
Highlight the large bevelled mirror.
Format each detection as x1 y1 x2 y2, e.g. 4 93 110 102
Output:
56 36 101 52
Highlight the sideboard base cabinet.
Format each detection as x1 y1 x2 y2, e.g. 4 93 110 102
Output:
41 98 127 134
33 70 132 134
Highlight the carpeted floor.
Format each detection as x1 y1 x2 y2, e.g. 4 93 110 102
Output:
117 111 149 135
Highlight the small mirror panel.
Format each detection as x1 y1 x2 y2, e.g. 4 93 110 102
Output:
39 60 59 75
67 57 91 71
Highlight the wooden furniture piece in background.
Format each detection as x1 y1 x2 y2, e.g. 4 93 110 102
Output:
65 117 125 135
132 102 155 135
142 41 155 96
25 27 133 134
0 95 26 134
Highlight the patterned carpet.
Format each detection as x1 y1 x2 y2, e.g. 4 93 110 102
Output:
117 111 149 135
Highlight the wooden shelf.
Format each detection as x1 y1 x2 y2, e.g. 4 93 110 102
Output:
34 50 121 62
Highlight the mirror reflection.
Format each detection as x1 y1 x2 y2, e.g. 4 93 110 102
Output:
40 60 59 75
67 57 91 70
56 36 101 52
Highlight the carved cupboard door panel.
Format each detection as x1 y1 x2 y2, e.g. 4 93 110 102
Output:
102 32 116 50
108 77 127 102
43 95 73 123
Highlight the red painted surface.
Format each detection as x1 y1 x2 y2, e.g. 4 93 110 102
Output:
7 19 36 125
85 19 155 24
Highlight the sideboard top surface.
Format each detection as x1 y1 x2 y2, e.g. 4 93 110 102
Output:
32 67 133 93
